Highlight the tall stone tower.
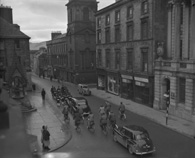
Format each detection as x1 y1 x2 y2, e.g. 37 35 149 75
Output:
66 0 97 84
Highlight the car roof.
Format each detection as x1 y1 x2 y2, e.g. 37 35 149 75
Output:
78 84 87 86
123 125 148 134
72 97 87 101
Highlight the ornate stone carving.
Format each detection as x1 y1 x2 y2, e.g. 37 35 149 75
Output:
157 42 164 59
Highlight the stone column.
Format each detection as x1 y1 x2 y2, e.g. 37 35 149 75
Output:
167 2 173 59
173 2 181 60
185 79 194 112
190 2 195 59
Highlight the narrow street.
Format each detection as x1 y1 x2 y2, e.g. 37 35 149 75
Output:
32 75 195 158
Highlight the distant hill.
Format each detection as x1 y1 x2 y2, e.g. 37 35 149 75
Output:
30 41 47 50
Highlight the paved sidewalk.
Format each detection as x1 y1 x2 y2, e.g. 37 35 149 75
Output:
89 88 195 138
23 85 72 156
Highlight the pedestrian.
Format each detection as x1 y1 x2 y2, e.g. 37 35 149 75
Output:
42 126 50 150
41 125 46 149
41 88 46 100
50 75 53 82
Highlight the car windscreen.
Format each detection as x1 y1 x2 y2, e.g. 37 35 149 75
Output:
82 86 88 89
135 132 149 140
77 100 87 108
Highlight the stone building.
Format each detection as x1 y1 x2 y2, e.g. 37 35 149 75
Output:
0 5 31 93
46 32 67 80
65 0 97 84
96 0 168 107
154 0 195 121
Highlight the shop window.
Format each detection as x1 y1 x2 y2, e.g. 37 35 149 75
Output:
127 6 133 19
106 49 110 68
115 50 120 70
127 22 133 41
97 30 101 44
115 10 120 23
97 49 102 67
141 48 148 72
83 7 89 21
179 78 185 103
141 0 149 15
127 49 133 70
115 26 121 42
141 18 149 39
105 14 110 25
105 27 110 43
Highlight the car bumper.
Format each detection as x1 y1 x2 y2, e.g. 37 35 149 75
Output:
135 149 155 155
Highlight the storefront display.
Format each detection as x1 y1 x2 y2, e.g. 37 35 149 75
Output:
107 75 119 95
121 75 133 99
98 75 106 89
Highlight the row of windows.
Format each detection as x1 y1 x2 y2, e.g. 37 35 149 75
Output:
97 18 148 44
48 44 67 55
97 48 148 72
97 0 149 27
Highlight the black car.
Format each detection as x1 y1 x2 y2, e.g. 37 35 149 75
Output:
113 125 155 155
67 97 91 117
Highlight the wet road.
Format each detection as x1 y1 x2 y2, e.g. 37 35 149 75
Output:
33 76 195 158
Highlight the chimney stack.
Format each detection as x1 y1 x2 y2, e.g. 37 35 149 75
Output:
0 4 13 24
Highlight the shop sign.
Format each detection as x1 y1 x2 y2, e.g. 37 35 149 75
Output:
135 81 146 86
122 78 131 83
121 75 133 80
134 77 148 83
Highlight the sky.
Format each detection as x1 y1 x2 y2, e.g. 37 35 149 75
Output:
1 0 115 43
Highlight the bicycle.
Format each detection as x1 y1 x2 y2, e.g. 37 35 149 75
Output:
119 111 126 121
87 120 95 133
100 123 108 135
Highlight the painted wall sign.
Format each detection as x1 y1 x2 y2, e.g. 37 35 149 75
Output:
134 77 148 83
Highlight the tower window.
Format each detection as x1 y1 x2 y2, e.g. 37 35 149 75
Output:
83 7 89 21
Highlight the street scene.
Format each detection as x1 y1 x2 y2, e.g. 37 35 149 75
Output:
0 0 195 158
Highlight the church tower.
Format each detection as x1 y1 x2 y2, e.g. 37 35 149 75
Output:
66 0 97 84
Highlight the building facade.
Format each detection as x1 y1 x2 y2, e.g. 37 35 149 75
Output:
47 32 67 80
154 0 195 121
65 0 97 84
96 0 168 107
0 5 31 92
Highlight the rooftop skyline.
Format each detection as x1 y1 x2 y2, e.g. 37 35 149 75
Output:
1 0 115 43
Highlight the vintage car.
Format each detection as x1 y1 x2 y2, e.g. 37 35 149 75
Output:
77 84 91 96
67 97 91 117
113 125 155 155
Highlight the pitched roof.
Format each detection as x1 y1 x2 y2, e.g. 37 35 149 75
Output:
0 17 30 39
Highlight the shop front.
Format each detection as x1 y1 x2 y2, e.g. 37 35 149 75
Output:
97 68 106 90
107 72 120 95
121 74 134 99
134 76 154 107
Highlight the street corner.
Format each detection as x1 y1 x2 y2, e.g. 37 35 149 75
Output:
34 127 72 157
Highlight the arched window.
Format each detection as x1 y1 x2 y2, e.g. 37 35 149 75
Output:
83 7 89 21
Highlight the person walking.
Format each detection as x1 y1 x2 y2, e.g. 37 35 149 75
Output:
42 126 50 150
41 125 46 150
41 88 46 100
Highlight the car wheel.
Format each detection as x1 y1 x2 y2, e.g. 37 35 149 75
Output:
113 134 117 142
128 145 133 155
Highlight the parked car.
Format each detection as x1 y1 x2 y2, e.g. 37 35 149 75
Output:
77 84 91 96
67 97 91 117
113 125 155 155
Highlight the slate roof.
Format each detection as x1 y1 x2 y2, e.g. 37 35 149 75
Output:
0 17 30 39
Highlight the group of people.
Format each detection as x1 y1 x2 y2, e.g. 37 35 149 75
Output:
41 125 50 150
99 102 126 130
